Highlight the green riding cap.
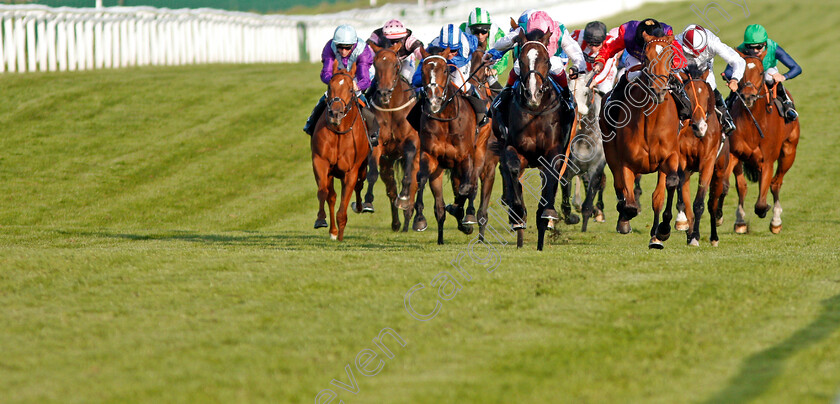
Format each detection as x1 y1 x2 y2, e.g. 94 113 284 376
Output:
737 24 778 71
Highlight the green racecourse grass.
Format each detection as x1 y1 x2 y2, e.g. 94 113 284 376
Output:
1 0 839 403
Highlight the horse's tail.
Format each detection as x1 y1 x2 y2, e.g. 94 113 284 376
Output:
742 160 761 183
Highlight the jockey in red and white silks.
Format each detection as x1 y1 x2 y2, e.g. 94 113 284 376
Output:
570 22 619 94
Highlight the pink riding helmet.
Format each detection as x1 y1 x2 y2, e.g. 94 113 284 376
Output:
383 19 408 40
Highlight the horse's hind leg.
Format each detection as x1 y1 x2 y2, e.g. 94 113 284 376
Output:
448 169 473 235
560 174 580 226
651 157 680 249
580 164 602 232
337 169 362 241
537 165 560 251
396 139 419 211
402 150 420 232
615 166 637 234
769 136 798 234
312 157 331 231
572 176 583 212
633 174 643 211
689 161 714 247
478 153 498 242
595 170 606 222
379 159 402 232
754 160 773 219
733 161 749 234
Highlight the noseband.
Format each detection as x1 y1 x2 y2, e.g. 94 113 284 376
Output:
327 71 359 134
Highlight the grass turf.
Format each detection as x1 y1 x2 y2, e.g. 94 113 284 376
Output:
1 0 839 402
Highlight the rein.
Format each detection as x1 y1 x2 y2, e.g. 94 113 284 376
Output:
327 71 360 135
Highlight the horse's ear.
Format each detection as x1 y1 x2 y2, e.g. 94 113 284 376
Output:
736 49 747 58
642 31 654 43
349 62 357 78
541 28 553 45
419 46 430 60
332 59 339 75
510 17 518 30
701 69 710 81
678 71 689 82
368 41 382 53
389 41 402 53
516 29 527 46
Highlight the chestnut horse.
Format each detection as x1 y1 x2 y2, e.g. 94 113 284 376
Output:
674 67 724 246
413 48 481 244
311 62 370 241
599 32 681 249
496 29 577 250
362 42 420 232
720 53 800 234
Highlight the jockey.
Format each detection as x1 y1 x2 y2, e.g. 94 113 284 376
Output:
367 19 424 82
459 7 510 94
303 25 379 146
410 24 488 126
676 24 745 134
484 10 586 134
593 18 692 123
570 21 619 95
725 24 801 121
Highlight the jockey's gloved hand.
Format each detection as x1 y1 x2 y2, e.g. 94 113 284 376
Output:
569 66 581 80
481 52 495 65
593 62 604 75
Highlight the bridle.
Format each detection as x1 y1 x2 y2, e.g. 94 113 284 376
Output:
421 55 459 121
371 47 416 112
640 37 677 100
516 40 562 116
326 70 359 134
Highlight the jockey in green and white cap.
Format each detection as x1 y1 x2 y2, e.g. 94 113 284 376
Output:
459 7 510 87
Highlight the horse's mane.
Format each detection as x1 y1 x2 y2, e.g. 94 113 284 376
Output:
686 64 704 80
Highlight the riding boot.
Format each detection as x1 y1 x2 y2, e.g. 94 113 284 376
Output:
358 94 379 147
714 88 736 134
407 93 423 132
775 81 798 121
303 95 327 136
466 89 488 127
364 78 378 104
492 85 513 140
669 76 692 121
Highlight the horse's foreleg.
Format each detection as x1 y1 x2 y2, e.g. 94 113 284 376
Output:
754 161 774 219
769 137 798 234
675 172 691 232
580 165 601 232
337 169 361 241
733 160 749 234
651 155 680 248
403 150 420 232
380 159 401 232
560 173 580 226
413 152 432 232
502 146 526 228
363 146 381 211
537 166 560 251
430 167 447 245
689 161 714 246
633 174 643 211
478 153 498 242
312 157 332 231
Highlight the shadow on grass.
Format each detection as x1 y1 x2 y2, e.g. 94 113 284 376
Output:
702 293 840 403
56 229 431 251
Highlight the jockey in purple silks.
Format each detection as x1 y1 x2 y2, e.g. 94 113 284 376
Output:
303 24 379 147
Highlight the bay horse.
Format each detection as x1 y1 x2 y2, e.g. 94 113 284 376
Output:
599 31 682 249
496 28 577 250
564 72 608 232
674 67 724 246
413 47 481 244
361 41 420 232
463 48 500 242
311 62 370 241
720 53 800 234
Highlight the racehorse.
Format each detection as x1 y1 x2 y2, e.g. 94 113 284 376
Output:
463 49 500 242
362 41 420 232
720 53 800 234
311 62 370 241
564 72 608 232
674 67 724 246
412 47 481 244
496 28 577 250
599 31 682 249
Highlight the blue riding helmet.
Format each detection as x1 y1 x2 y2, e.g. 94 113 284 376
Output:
333 25 358 45
438 24 463 50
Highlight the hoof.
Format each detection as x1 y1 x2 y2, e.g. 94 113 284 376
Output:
716 216 724 227
391 221 401 232
314 219 328 229
541 209 559 220
394 196 411 211
413 217 428 232
362 202 375 213
734 223 748 234
512 222 526 230
547 218 556 230
458 224 474 235
755 204 770 218
594 210 605 223
675 212 689 231
462 214 478 225
564 213 580 225
648 237 664 249
350 202 362 214
770 223 782 234
710 240 719 247
688 238 700 247
330 233 338 241
617 220 632 234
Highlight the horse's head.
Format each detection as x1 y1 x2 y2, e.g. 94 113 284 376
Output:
642 32 675 104
737 51 766 108
469 49 489 95
326 61 357 127
420 47 452 113
370 41 402 105
571 72 594 116
681 66 713 138
517 28 552 109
